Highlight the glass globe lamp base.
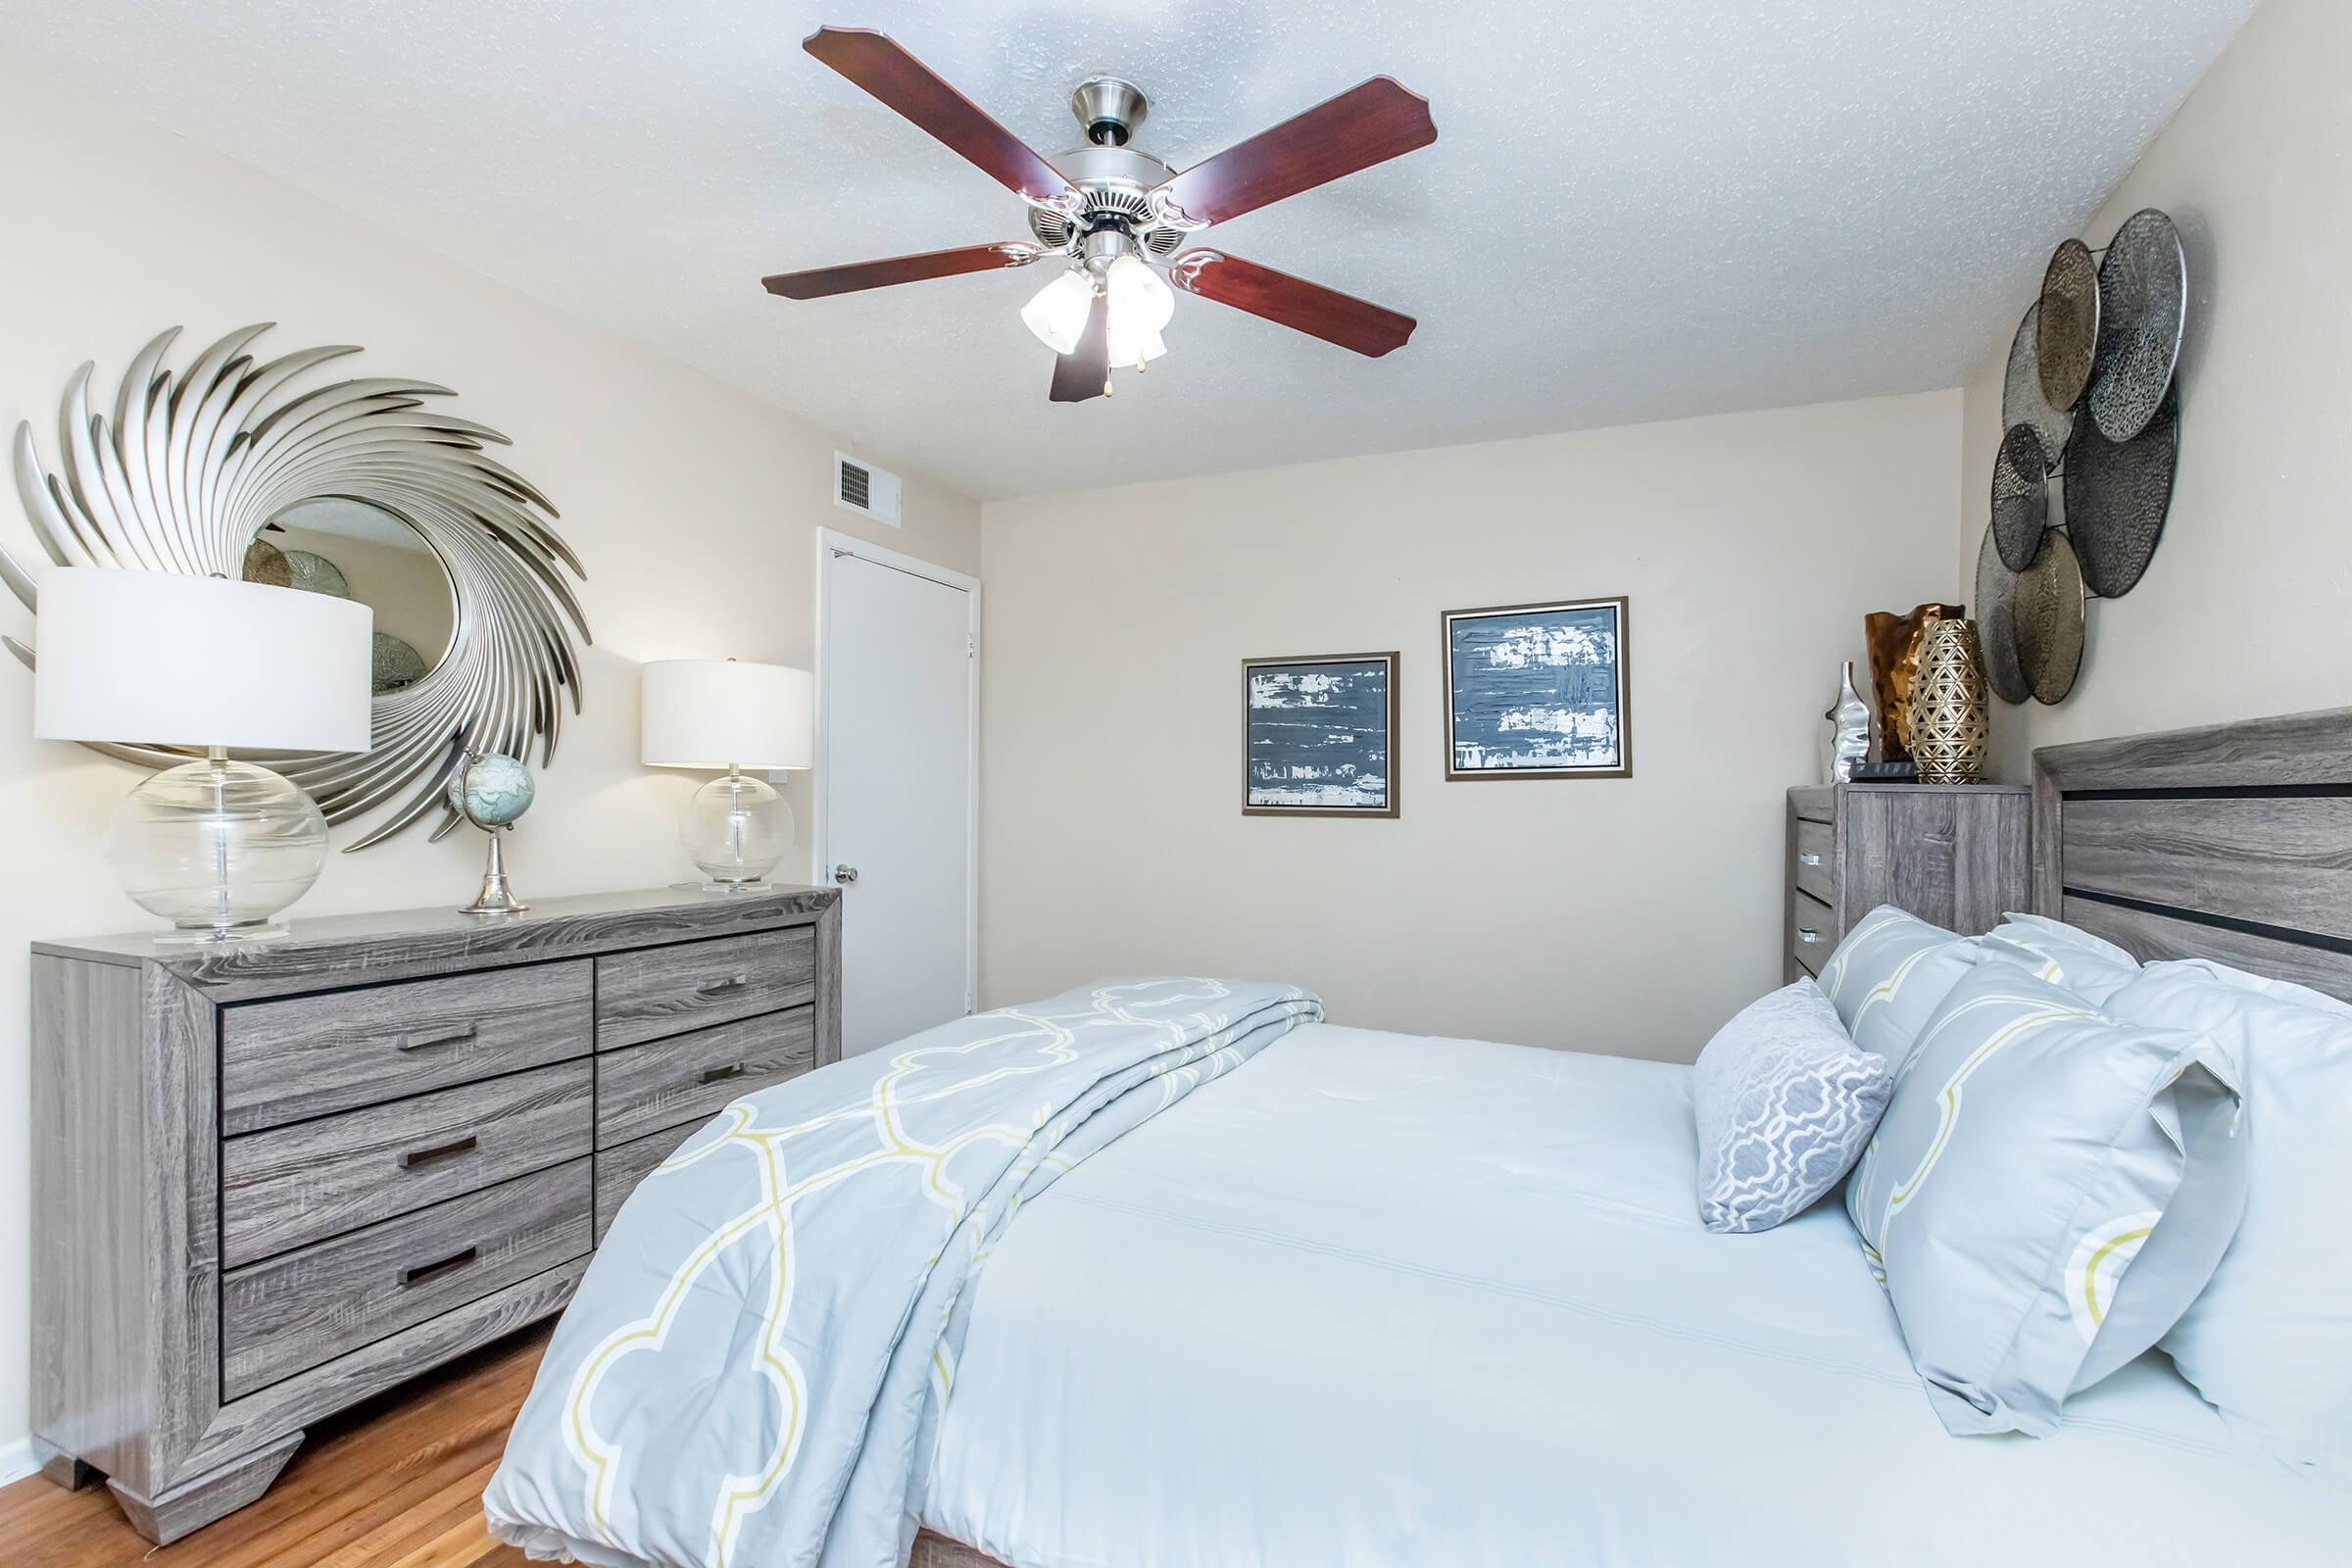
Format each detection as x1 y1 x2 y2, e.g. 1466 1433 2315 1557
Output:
680 767 793 891
107 754 329 942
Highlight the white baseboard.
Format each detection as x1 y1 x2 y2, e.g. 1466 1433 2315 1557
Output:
0 1435 37 1488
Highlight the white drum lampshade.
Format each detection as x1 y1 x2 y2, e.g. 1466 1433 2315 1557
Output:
32 567 373 939
640 659 814 889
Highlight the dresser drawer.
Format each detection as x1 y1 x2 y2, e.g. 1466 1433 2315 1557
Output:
221 1060 592 1268
221 1158 591 1399
595 927 816 1050
595 1005 816 1148
594 1121 704 1243
220 960 593 1134
1789 889 1836 977
1793 818 1835 905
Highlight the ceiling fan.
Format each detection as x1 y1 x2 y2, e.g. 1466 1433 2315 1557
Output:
762 26 1437 404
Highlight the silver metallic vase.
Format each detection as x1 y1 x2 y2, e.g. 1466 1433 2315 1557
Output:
1824 661 1873 783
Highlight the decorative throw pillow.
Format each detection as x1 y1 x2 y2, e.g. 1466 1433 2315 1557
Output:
2107 961 2352 1475
1690 980 1892 1234
1813 906 1980 1068
1978 911 2142 1003
1845 963 2248 1437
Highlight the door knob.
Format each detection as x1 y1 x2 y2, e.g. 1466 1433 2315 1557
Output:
834 863 859 885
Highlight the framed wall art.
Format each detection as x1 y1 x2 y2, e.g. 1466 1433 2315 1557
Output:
1442 597 1630 780
1242 652 1399 817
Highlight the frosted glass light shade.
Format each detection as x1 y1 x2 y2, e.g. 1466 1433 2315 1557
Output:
1103 254 1174 368
33 566 372 751
1021 267 1095 355
641 660 813 770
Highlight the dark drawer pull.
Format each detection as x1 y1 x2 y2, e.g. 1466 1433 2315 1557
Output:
395 1024 480 1054
699 1062 748 1085
696 974 751 998
396 1134 479 1170
399 1245 478 1288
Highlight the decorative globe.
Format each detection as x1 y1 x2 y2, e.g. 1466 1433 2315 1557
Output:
446 752 535 830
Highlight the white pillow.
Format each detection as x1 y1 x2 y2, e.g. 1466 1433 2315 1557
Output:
2106 960 2352 1475
1977 912 2141 1004
1814 906 1980 1068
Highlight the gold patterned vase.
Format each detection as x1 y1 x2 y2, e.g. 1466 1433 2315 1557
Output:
1911 618 1989 784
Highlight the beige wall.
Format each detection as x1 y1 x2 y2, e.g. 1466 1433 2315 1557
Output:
981 391 1961 1059
1958 0 2349 778
0 47 980 1465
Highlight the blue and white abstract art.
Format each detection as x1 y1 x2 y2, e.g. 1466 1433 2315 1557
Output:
1444 598 1630 778
1243 653 1398 816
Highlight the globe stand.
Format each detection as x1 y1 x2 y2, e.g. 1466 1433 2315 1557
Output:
459 826 529 915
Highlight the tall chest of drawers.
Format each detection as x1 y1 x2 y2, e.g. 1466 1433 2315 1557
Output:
28 885 840 1544
1784 783 2033 981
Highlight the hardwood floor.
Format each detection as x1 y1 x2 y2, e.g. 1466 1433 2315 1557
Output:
0 1325 553 1566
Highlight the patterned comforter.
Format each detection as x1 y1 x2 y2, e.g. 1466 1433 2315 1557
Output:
483 977 1321 1568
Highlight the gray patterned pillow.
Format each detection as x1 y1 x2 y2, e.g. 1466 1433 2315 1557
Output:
1691 980 1892 1234
1845 962 2248 1437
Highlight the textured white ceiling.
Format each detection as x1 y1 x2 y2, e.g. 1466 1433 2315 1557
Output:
1 1 2255 499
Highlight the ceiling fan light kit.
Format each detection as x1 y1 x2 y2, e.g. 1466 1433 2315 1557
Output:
765 25 1436 404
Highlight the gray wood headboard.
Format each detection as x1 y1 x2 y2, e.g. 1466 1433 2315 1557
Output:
2033 706 2352 1004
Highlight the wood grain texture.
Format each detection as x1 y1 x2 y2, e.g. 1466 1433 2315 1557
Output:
29 956 154 1489
763 241 1037 300
1792 818 1834 905
801 27 1076 208
1149 75 1436 228
2061 895 2352 1001
912 1529 1017 1568
1167 250 1415 356
182 1261 584 1482
105 1433 303 1548
2062 796 2352 942
1841 786 2032 936
594 1007 815 1148
813 900 844 1068
1788 785 1838 823
593 1122 700 1244
220 959 592 1133
34 884 837 1002
221 1163 592 1400
2034 703 2352 792
595 927 816 1050
221 1061 592 1268
1788 888 1833 977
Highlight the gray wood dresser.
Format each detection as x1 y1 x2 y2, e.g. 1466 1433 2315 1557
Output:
1785 783 2033 980
28 884 840 1544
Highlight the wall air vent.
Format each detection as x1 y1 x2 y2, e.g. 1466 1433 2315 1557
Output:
833 450 902 526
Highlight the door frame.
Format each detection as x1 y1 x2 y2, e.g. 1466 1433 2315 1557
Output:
810 526 981 1016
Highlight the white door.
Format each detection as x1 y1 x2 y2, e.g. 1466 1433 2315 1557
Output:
816 533 977 1056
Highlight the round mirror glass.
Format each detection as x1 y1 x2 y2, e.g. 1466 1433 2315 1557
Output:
244 499 457 694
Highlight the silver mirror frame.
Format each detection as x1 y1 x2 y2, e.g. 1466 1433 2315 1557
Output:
3 324 591 850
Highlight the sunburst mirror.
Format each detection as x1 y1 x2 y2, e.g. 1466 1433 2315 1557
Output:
3 324 591 849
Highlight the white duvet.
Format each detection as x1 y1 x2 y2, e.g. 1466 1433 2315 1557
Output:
922 1023 2349 1566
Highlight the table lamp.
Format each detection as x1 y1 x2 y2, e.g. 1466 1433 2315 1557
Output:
32 566 373 941
640 659 814 890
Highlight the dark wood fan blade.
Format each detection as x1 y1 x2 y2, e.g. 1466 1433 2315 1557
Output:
1168 250 1416 357
1149 77 1435 228
762 242 1041 300
1049 289 1110 403
805 27 1079 211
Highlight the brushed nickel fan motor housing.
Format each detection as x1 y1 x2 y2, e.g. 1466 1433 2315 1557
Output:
1026 141 1190 262
1069 76 1149 146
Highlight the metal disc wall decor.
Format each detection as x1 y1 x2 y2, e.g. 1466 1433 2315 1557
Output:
2034 238 2100 411
281 548 351 599
2001 304 2074 467
2087 209 2186 442
1974 521 2034 706
3 324 592 850
2012 529 2086 705
2063 383 2180 598
1991 423 2053 570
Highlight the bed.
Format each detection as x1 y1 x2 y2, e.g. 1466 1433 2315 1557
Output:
489 707 2352 1567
